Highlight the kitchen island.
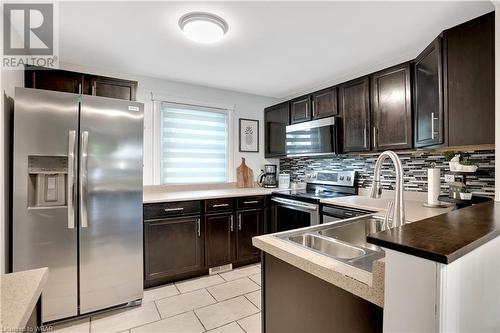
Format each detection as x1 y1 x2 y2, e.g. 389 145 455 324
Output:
252 193 452 333
1 268 48 332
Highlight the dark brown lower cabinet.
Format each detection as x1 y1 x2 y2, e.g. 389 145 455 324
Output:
205 213 235 267
236 209 263 263
263 254 382 333
144 216 204 287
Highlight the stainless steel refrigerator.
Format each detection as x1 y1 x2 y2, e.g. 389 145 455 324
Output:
13 87 144 322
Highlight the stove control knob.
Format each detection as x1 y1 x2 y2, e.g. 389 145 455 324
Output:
346 176 351 181
339 176 344 180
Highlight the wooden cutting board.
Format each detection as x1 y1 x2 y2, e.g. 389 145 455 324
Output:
236 158 254 188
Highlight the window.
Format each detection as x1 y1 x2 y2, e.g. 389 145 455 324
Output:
159 102 229 184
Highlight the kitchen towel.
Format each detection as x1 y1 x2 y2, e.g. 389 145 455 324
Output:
427 168 441 204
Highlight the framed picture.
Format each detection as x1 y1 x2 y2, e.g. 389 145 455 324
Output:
239 118 259 152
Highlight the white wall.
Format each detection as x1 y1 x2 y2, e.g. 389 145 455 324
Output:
60 62 278 185
1 69 24 273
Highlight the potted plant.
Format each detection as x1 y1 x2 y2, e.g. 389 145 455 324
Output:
447 153 478 173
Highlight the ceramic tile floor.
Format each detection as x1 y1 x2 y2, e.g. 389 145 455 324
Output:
51 264 262 333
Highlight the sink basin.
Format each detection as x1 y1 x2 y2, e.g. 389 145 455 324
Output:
276 215 386 272
318 217 384 251
288 233 366 260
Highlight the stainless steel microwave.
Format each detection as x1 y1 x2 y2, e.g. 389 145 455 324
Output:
285 117 339 157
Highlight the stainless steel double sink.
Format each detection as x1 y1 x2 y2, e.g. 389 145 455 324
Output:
276 215 386 272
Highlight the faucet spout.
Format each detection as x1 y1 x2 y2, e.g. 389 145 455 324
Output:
369 151 406 228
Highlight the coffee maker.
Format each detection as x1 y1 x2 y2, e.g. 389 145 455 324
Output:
258 164 278 188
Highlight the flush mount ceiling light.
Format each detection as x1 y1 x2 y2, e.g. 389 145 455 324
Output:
179 12 228 44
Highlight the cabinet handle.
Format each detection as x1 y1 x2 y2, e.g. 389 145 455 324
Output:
312 100 316 117
373 127 377 148
305 103 309 118
164 207 184 212
230 215 234 232
78 83 82 94
363 127 367 148
238 214 242 231
431 112 439 139
92 82 96 96
212 203 229 208
197 218 201 237
244 200 259 204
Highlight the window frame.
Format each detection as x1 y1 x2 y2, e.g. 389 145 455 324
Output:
152 95 234 185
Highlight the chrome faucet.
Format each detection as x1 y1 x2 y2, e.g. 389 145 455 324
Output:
370 151 406 228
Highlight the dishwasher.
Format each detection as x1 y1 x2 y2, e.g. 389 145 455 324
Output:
321 204 374 224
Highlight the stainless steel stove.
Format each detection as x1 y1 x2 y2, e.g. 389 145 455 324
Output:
271 171 357 232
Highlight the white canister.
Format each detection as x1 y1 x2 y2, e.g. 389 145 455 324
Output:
278 174 290 189
427 168 441 205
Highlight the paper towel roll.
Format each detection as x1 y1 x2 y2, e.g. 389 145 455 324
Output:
427 168 441 204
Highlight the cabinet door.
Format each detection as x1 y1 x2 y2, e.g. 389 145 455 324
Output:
414 37 444 147
236 210 262 262
89 76 137 101
264 103 289 158
445 12 494 146
25 66 84 94
144 216 203 282
205 213 234 267
371 63 412 150
339 77 371 152
312 87 338 119
290 96 312 124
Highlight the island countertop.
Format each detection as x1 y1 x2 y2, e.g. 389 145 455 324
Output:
1 268 48 332
367 201 500 264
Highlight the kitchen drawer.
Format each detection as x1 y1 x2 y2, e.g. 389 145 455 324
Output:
205 198 234 213
144 201 202 220
237 196 265 210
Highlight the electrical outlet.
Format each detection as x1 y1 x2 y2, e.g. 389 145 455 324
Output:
444 174 455 183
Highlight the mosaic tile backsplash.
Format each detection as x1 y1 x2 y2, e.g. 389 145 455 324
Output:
279 150 495 197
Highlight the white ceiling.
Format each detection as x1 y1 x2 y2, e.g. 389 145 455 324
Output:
59 1 494 98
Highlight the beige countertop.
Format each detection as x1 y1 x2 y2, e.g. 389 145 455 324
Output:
1 268 48 332
321 195 453 222
143 187 279 203
253 194 453 307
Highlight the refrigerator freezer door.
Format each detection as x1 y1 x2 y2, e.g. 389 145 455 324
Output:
78 95 144 314
13 88 79 321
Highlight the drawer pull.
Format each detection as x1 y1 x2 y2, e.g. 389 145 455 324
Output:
244 200 259 204
238 214 242 230
230 215 234 232
197 218 201 237
212 203 229 208
164 207 184 212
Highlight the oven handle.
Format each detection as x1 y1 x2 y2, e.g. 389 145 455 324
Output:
271 197 318 211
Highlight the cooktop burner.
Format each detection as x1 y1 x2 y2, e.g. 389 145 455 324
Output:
272 171 358 203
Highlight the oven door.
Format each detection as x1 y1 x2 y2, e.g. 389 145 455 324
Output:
271 197 319 232
286 117 338 157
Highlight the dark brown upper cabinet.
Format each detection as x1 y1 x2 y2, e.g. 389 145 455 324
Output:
89 75 137 101
413 36 444 148
444 12 494 146
312 87 338 119
25 66 138 101
339 77 371 152
290 95 312 124
371 63 412 151
25 67 85 94
264 102 289 158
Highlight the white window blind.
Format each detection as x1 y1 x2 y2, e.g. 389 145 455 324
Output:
160 102 228 184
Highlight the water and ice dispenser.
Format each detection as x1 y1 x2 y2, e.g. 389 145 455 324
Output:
28 156 68 207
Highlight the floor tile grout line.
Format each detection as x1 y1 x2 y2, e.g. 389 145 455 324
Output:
192 309 209 332
235 319 248 333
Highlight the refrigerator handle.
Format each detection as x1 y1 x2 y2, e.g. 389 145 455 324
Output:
67 130 76 229
80 131 89 228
